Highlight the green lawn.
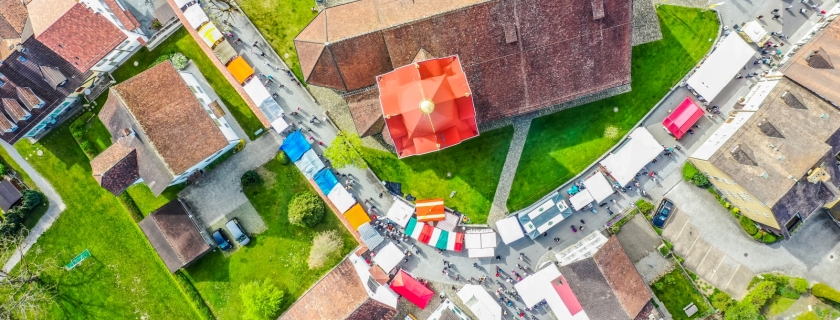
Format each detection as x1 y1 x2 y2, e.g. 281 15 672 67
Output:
0 147 49 231
12 126 198 318
651 269 712 320
113 27 264 139
507 6 719 210
184 155 356 319
238 0 319 81
125 183 187 216
361 126 514 223
766 295 798 316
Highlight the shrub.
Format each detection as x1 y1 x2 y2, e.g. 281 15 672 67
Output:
151 18 163 30
151 54 172 67
682 162 699 181
725 300 759 320
792 278 809 294
813 283 840 304
692 172 709 187
745 281 776 307
307 230 343 269
739 215 758 235
778 285 801 299
663 240 674 250
277 151 290 165
653 281 664 291
711 289 735 313
240 279 284 320
752 232 763 241
0 162 6 176
724 202 731 209
170 53 188 70
234 139 246 152
241 170 261 187
288 192 325 228
762 232 777 243
19 190 44 212
635 199 655 215
659 246 669 256
797 312 818 320
79 140 96 157
731 207 740 215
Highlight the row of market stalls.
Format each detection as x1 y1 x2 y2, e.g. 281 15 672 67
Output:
686 33 756 103
175 0 288 132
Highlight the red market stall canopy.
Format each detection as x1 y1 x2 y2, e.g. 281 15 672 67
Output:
390 270 434 309
663 97 705 139
378 56 479 158
415 198 445 222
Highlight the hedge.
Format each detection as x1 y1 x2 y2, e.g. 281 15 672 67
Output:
813 283 840 304
739 215 758 235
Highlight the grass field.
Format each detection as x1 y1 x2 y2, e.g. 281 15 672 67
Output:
652 269 711 320
13 126 197 318
361 126 514 223
125 183 187 216
185 155 356 318
238 0 319 81
507 6 719 210
113 27 264 139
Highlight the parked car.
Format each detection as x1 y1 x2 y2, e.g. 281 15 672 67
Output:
225 218 250 246
652 198 675 228
212 229 232 251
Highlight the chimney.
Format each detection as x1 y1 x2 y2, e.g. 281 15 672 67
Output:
122 128 134 137
591 0 605 20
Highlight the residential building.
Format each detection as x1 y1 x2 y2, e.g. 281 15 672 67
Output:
139 198 212 272
780 19 840 106
690 78 840 239
91 62 239 196
0 0 30 60
294 0 635 138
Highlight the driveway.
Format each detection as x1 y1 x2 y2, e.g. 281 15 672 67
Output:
664 181 840 295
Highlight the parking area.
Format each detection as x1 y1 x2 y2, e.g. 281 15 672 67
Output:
617 215 673 283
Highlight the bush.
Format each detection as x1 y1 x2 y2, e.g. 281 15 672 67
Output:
731 207 740 215
752 232 763 241
234 139 246 152
725 300 759 320
307 230 343 269
692 172 709 187
170 53 188 70
658 246 670 256
792 278 809 294
277 151 290 165
79 140 96 157
19 190 44 212
0 163 6 176
240 279 284 320
761 232 777 243
151 54 172 67
745 281 776 307
241 170 261 187
635 199 655 215
151 18 163 30
813 283 840 304
711 289 735 313
797 312 819 320
288 192 325 228
683 162 700 181
739 215 758 235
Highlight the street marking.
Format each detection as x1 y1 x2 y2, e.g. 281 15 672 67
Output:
724 264 740 291
684 231 701 256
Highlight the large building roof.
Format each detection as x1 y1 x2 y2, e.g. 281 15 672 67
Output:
109 62 230 176
296 0 632 130
139 199 211 272
781 20 840 105
37 2 127 72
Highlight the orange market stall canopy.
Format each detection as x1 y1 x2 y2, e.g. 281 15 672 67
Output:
415 198 445 222
227 56 254 84
378 56 479 158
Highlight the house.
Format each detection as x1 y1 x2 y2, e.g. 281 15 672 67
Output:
0 179 21 212
0 0 30 60
689 78 840 239
280 252 398 320
138 198 212 272
295 0 635 139
92 61 239 196
515 236 653 319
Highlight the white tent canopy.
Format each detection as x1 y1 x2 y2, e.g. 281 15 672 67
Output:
468 248 495 258
327 184 356 213
385 198 414 227
373 242 404 273
183 5 208 29
496 216 525 244
243 77 270 103
457 285 502 320
686 34 756 101
271 117 289 132
740 20 768 43
569 191 594 210
294 149 324 179
600 128 663 186
583 171 613 203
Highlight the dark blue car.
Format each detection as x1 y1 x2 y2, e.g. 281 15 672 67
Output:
212 229 232 251
653 199 674 228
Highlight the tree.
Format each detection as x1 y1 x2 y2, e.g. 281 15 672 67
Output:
724 300 759 320
0 226 55 319
287 192 324 228
710 290 734 313
205 0 241 26
0 163 6 176
240 280 284 320
307 230 343 269
241 170 261 187
324 132 367 169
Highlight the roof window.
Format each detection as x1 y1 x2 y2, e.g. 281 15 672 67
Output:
731 144 758 166
757 118 784 138
781 91 807 109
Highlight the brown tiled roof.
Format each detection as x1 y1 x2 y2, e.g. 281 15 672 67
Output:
0 0 28 35
1 98 26 121
0 12 18 39
150 199 211 267
37 3 127 72
0 111 14 132
91 137 135 176
91 144 140 195
345 88 385 136
280 258 397 320
104 0 141 31
593 236 651 319
26 0 76 37
780 20 840 104
296 0 632 126
15 87 41 109
112 62 230 175
558 258 627 319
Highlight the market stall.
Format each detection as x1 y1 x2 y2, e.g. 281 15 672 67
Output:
198 22 224 48
663 97 705 140
212 40 237 65
357 223 384 250
373 242 404 273
569 190 594 211
390 270 434 309
686 34 755 101
280 130 310 162
385 198 414 227
582 171 613 203
226 56 254 84
457 285 502 320
415 198 445 222
599 128 663 186
293 149 324 179
182 4 208 29
518 192 572 239
326 184 356 213
465 229 497 258
344 204 371 230
313 169 339 195
496 215 525 244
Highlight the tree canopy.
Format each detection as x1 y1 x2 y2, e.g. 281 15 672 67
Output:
324 132 367 169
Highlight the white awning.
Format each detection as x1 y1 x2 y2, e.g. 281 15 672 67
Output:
293 149 324 179
198 22 224 47
583 171 613 203
243 77 271 103
271 117 289 132
326 184 356 213
182 5 208 30
373 242 404 273
496 215 525 244
457 285 502 320
468 248 496 258
686 34 756 101
569 191 594 210
600 128 663 186
386 198 414 227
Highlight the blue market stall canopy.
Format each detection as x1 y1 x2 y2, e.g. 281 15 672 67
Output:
518 192 572 239
294 149 325 179
281 130 310 162
313 169 339 194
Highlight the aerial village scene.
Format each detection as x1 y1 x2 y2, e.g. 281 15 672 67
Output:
4 0 840 319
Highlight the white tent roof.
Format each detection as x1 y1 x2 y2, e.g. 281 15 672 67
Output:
385 198 414 227
600 128 663 186
294 149 325 179
326 184 356 213
468 247 496 258
496 215 525 244
457 285 502 320
583 171 613 203
569 190 594 210
515 265 590 320
243 78 270 103
465 230 498 250
740 20 768 43
271 117 289 132
183 5 208 29
373 242 404 273
686 35 756 101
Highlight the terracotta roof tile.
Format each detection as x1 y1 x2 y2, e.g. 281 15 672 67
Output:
15 87 42 109
346 88 385 136
95 147 140 195
25 0 76 36
593 236 652 318
37 3 127 72
112 62 229 174
0 0 27 35
103 0 141 31
0 12 17 39
1 98 28 121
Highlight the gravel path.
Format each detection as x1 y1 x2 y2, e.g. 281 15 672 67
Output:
487 119 530 227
